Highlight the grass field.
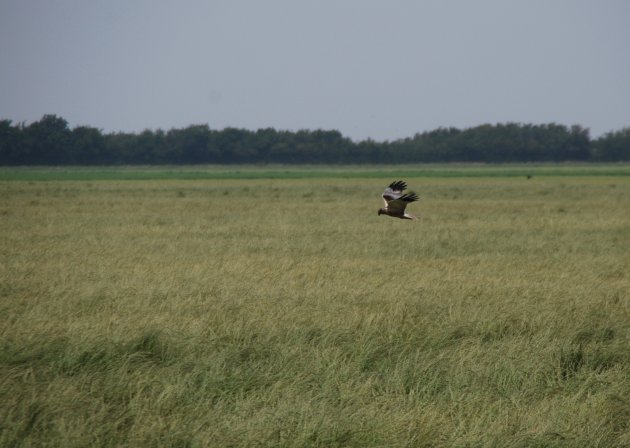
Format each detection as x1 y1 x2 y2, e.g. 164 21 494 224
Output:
1 166 630 447
2 163 630 181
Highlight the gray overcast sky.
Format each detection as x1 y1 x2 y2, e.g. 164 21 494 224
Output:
1 0 629 141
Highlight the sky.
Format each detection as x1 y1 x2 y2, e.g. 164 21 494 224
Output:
1 0 629 141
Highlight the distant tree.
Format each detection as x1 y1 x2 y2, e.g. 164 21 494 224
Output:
0 119 22 165
166 125 214 163
593 128 630 161
215 127 252 163
104 132 137 164
70 126 108 164
293 129 350 163
353 138 387 163
418 127 462 162
559 125 591 161
135 129 165 164
23 114 72 164
252 128 279 163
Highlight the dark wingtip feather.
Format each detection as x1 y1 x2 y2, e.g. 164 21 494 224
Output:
388 180 407 191
402 192 419 202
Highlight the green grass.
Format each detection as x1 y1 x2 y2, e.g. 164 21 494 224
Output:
1 172 630 447
1 163 629 181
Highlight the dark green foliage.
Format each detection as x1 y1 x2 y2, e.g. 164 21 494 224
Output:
593 127 630 161
2 115 629 165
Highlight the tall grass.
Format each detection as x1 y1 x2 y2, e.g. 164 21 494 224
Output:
1 175 629 446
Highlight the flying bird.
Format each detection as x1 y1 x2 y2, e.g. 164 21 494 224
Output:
378 180 419 220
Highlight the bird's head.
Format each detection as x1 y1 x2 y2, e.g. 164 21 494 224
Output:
378 208 385 216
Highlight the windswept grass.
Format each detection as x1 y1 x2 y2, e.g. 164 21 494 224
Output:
1 173 629 446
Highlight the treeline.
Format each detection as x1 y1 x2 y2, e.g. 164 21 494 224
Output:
1 114 629 165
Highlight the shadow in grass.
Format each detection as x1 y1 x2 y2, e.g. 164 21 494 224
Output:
558 327 626 381
0 329 181 376
124 329 175 365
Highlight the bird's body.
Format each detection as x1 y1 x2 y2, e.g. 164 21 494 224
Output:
378 180 419 220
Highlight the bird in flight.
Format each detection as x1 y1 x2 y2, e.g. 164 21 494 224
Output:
378 180 419 220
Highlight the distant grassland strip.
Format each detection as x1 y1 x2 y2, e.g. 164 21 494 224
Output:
1 163 629 181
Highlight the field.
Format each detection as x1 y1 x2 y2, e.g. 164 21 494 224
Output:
1 165 630 447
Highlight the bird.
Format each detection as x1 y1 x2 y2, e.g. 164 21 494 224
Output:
378 180 419 220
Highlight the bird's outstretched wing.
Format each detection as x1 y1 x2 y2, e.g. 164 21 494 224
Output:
386 191 419 214
382 180 408 206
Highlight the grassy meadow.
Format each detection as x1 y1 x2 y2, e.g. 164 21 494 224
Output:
1 165 630 447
